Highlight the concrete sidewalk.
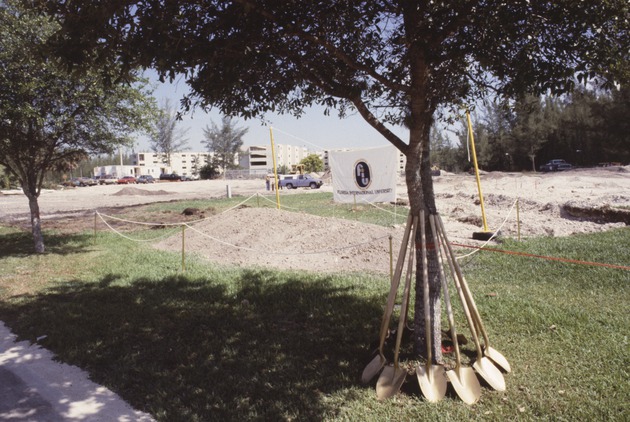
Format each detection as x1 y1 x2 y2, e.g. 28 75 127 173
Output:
0 322 154 421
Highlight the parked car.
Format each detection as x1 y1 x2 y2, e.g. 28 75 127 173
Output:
136 175 155 184
159 173 181 181
117 176 137 184
78 177 98 186
539 159 573 172
62 177 96 187
278 174 324 189
62 178 84 187
96 175 118 185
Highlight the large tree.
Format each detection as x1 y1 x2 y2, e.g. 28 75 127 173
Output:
202 116 248 175
0 1 156 253
43 0 628 359
150 98 189 167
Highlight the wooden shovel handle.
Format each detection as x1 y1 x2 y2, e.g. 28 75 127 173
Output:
430 214 463 371
377 213 413 359
420 210 434 366
435 214 484 359
394 215 417 368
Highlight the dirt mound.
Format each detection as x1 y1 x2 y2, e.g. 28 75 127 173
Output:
112 187 172 196
154 207 402 275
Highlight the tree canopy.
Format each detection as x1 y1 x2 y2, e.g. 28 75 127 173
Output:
40 0 629 359
0 1 157 252
300 154 324 173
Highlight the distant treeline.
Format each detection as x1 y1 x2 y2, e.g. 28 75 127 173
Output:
431 87 630 172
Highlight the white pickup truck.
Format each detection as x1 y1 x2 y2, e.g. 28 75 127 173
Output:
278 174 324 189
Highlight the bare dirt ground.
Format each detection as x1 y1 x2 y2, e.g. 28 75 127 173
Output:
2 167 629 274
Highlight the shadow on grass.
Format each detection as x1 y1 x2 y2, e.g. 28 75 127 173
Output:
0 270 383 421
0 230 93 257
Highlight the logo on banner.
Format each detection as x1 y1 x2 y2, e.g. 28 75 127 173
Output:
354 160 372 189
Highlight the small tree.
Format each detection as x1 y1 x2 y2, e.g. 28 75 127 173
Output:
300 154 324 173
150 98 189 167
202 116 248 175
199 163 219 180
276 164 290 175
0 2 156 253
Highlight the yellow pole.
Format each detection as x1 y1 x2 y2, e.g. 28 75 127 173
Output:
269 127 281 209
466 110 490 233
181 225 186 273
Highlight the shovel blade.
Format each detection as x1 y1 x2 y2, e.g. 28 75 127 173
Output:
446 367 481 405
416 365 447 403
473 357 506 392
485 346 511 373
376 365 407 400
361 354 386 384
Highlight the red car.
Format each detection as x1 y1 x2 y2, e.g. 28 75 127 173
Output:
117 176 136 184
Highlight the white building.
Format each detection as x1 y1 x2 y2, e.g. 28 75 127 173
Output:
133 151 213 178
92 165 138 178
238 144 311 174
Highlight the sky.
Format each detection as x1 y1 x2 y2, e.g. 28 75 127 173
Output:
134 71 410 154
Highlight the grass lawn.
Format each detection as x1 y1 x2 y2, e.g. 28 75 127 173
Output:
0 194 628 421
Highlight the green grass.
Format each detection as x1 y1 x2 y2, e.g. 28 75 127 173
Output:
0 195 629 421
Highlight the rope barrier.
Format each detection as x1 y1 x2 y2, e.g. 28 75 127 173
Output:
359 198 401 217
97 211 186 227
96 212 181 242
455 197 519 261
94 192 626 273
216 193 260 216
451 242 630 271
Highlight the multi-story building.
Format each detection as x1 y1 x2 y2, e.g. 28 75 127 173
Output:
238 144 312 174
133 151 213 178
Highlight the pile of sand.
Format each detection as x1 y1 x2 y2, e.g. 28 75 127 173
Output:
154 206 402 274
112 187 173 196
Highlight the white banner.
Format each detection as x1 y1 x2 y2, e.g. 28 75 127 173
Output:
330 145 398 203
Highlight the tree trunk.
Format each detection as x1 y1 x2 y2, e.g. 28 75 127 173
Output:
529 154 537 172
26 192 45 253
406 135 443 364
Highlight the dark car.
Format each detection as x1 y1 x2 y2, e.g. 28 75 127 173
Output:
539 159 573 172
63 177 96 187
117 176 137 184
137 175 155 184
159 173 181 181
62 178 83 187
